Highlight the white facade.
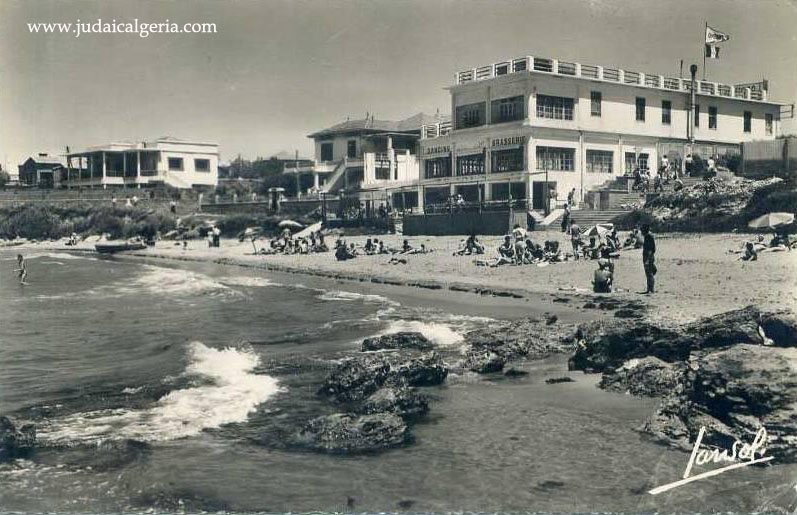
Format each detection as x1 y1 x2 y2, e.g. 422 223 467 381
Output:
65 137 219 190
418 55 784 211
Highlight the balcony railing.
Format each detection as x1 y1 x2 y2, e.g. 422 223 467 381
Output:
453 53 769 104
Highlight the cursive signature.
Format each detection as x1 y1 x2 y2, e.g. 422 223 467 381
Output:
649 426 774 495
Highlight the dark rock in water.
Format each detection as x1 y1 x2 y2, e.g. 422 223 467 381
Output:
614 309 642 319
397 500 415 509
504 368 528 378
358 386 429 419
599 357 682 397
544 313 558 325
568 321 687 373
545 376 575 384
535 479 565 491
390 352 448 387
464 318 576 362
318 355 391 403
683 305 764 348
0 416 35 461
293 413 409 453
641 344 797 461
362 332 433 352
464 349 505 373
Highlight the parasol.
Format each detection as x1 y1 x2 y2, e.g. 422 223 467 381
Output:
747 212 795 229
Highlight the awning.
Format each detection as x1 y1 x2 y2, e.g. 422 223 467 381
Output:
422 152 451 159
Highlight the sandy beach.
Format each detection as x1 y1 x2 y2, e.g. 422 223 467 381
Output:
15 229 797 324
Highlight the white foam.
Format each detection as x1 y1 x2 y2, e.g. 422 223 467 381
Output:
317 290 400 306
381 320 464 346
131 265 232 297
39 342 281 444
218 276 281 288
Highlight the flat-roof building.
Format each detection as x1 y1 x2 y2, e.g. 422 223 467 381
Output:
417 54 785 213
64 136 219 190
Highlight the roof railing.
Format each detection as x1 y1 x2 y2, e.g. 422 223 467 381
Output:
453 54 769 103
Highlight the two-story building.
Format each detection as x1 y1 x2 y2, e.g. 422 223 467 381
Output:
64 136 219 190
289 112 448 210
418 55 784 213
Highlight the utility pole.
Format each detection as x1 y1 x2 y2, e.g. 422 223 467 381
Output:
295 149 300 198
689 64 697 160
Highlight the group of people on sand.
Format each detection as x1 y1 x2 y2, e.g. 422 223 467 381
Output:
258 229 328 255
474 225 565 268
334 235 431 262
733 231 794 261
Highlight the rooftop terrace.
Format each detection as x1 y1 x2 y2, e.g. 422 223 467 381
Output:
453 55 769 102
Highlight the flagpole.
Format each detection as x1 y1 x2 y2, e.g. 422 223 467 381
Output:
703 21 707 80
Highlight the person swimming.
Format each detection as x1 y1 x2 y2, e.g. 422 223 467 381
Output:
15 254 28 285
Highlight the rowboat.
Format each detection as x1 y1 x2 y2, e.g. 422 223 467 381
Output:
95 241 147 254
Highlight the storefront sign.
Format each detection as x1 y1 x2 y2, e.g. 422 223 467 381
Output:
491 135 526 147
424 145 451 155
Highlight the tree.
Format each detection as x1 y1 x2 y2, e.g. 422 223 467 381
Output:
0 170 10 188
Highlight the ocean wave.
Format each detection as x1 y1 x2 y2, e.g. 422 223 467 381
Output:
130 265 234 297
218 276 282 288
317 289 400 306
379 320 465 346
38 342 281 444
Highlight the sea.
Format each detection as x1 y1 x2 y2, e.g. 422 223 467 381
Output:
1 249 796 513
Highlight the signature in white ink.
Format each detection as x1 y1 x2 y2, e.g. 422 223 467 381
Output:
649 426 773 495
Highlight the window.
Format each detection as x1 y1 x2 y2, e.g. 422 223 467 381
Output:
168 157 183 171
694 104 700 127
635 97 646 121
491 148 524 173
490 96 525 124
320 142 333 161
536 146 575 171
766 113 773 135
536 95 574 120
661 100 672 125
709 106 717 130
590 91 602 117
424 157 451 179
194 159 210 172
347 140 357 158
456 153 485 176
586 150 613 174
744 111 752 133
455 102 486 129
625 152 649 173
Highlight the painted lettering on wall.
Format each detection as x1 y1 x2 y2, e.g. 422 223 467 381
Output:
424 145 451 155
491 136 526 147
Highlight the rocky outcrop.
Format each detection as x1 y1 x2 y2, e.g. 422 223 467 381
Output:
293 413 409 453
0 416 35 461
599 357 683 397
357 385 429 419
569 306 797 374
464 317 576 362
391 353 448 386
642 344 797 461
463 349 505 373
361 332 433 352
318 355 391 403
570 306 797 462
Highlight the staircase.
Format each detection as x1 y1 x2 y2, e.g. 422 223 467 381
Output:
322 159 349 192
570 209 628 227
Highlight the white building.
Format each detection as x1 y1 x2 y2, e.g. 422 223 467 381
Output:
64 136 219 189
289 113 447 208
418 54 785 212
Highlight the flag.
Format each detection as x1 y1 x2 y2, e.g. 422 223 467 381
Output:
705 44 720 59
705 25 730 44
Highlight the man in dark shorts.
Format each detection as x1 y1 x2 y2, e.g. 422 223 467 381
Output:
641 224 656 294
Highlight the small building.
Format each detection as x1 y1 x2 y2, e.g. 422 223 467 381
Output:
64 136 219 190
18 153 65 188
288 112 448 210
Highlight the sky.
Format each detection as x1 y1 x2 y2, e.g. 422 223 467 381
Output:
1 0 796 170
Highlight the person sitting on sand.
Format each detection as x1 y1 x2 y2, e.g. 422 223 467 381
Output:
740 241 758 261
466 234 485 255
377 240 389 254
586 236 604 260
335 242 356 261
404 243 432 255
593 257 614 293
364 238 375 255
400 239 414 254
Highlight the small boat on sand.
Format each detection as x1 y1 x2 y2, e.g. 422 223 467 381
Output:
95 240 147 254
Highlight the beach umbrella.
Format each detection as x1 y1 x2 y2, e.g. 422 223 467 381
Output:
583 223 614 238
748 212 795 229
278 219 304 230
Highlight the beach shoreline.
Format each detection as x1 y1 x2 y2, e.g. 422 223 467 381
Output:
10 229 795 324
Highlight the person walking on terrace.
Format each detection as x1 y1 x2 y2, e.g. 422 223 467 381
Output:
641 224 656 294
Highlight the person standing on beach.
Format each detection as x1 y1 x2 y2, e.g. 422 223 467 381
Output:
569 220 581 259
641 224 656 294
15 254 28 285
